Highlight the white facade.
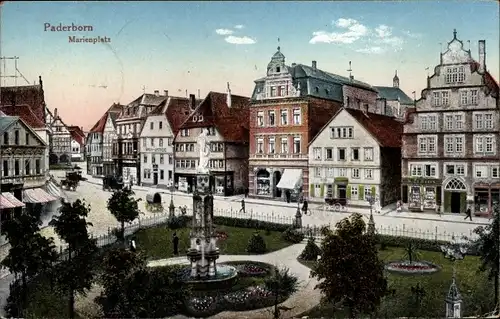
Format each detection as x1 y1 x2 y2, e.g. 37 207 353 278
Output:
308 109 381 207
71 139 82 161
139 114 174 188
88 132 103 176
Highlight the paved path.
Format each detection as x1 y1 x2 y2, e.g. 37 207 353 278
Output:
149 243 320 319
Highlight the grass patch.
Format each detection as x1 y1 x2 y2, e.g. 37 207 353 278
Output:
134 225 292 260
298 246 495 318
49 164 72 170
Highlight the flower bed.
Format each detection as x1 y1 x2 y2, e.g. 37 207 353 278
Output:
235 262 269 277
216 231 228 241
385 260 440 275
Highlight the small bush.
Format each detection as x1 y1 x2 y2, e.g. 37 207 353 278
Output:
282 227 305 244
247 232 267 254
167 215 189 230
299 237 321 261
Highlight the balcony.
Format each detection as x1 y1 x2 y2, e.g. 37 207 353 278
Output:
250 153 308 160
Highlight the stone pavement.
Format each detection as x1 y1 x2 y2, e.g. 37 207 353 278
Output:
147 243 321 319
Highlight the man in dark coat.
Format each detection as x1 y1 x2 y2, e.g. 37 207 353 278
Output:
464 207 472 221
173 232 179 255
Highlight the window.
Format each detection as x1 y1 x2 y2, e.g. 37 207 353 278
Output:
25 159 30 175
159 138 163 147
270 86 277 97
338 148 346 161
364 148 373 161
442 91 450 106
14 130 19 145
207 127 216 136
257 138 263 153
365 169 373 179
420 116 428 129
152 155 156 164
455 114 464 129
180 129 189 137
424 164 436 177
3 132 8 145
364 186 372 200
458 66 465 82
475 165 489 178
25 133 30 145
159 121 163 129
281 110 288 125
160 155 164 164
268 137 275 153
470 90 478 105
446 163 466 176
432 92 441 107
160 170 164 180
142 139 146 147
150 122 154 130
268 111 275 126
445 67 461 84
2 160 8 176
475 114 484 129
485 137 494 153
484 114 493 130
460 91 468 105
418 136 437 154
492 166 499 178
338 168 347 177
293 109 301 125
475 135 496 154
331 126 354 138
293 137 301 153
313 148 322 160
456 164 465 175
445 135 464 154
420 115 436 130
315 167 322 177
325 148 333 160
35 159 40 174
280 138 288 153
14 160 19 176
351 186 358 199
151 138 155 147
279 85 286 96
352 168 360 179
445 115 453 130
410 164 436 177
143 155 148 163
446 164 455 175
352 148 359 161
327 167 334 177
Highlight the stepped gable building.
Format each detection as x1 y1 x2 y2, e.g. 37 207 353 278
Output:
375 71 415 120
401 29 499 216
249 46 378 201
112 90 168 185
87 103 123 177
174 92 250 195
140 92 199 188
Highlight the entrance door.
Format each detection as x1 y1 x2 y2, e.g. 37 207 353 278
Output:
451 192 461 214
273 171 282 198
338 185 347 199
153 172 158 185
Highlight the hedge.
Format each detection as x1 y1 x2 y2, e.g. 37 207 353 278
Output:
376 234 479 256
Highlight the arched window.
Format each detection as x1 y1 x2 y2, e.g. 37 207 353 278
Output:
444 178 466 191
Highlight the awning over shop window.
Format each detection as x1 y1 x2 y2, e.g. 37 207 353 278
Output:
276 169 303 190
45 180 66 200
0 193 25 209
22 188 58 204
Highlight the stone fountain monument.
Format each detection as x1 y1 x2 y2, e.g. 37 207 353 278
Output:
186 128 220 278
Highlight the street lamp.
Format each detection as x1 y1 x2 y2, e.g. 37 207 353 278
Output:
440 236 469 318
294 186 302 228
366 194 376 235
168 183 176 219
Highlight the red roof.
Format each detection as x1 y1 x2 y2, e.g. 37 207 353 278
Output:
0 104 46 128
1 82 45 125
345 108 403 148
68 126 85 137
89 103 124 133
164 97 200 136
69 130 84 145
179 92 250 143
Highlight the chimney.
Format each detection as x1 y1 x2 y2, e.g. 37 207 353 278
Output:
154 90 160 97
291 63 296 67
478 40 486 73
312 60 317 70
164 90 168 96
198 89 201 99
54 108 58 118
189 94 196 110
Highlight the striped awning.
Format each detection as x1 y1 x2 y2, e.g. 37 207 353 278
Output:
0 192 25 209
22 188 58 204
45 180 66 200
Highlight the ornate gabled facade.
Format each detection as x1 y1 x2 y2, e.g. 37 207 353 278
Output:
49 108 72 164
401 30 499 216
112 90 168 185
249 47 379 201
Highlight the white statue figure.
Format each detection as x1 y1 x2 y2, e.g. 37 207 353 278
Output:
197 128 211 173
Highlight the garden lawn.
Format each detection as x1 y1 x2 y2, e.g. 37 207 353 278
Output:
134 225 292 260
299 246 495 318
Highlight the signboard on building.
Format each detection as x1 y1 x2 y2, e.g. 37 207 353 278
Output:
145 148 167 153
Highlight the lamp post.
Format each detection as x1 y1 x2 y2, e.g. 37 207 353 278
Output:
366 194 376 235
294 187 302 229
440 236 469 318
168 183 176 219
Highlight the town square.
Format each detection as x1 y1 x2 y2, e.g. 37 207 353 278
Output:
0 1 499 318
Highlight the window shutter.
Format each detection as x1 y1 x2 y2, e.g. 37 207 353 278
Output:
346 185 351 199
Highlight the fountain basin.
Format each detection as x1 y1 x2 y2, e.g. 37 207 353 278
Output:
178 264 238 291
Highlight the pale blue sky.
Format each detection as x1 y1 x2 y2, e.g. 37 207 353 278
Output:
2 1 498 129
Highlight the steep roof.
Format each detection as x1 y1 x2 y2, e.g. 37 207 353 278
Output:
68 125 85 137
164 97 200 136
374 86 414 105
119 93 168 120
0 82 45 124
89 103 124 133
294 64 376 92
0 104 46 128
69 129 84 145
0 116 18 133
179 92 250 143
345 108 403 148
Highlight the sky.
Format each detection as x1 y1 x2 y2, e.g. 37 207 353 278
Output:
1 1 499 130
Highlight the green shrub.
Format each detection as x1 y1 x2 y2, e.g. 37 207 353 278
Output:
376 234 479 256
247 232 267 253
167 215 189 230
282 227 305 244
213 216 289 232
299 237 321 261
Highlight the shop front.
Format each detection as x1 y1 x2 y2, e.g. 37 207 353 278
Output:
254 168 272 197
212 172 234 196
473 182 500 217
401 177 442 212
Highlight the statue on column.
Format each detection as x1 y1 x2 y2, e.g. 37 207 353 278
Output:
197 128 211 174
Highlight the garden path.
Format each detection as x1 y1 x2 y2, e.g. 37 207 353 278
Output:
148 243 321 319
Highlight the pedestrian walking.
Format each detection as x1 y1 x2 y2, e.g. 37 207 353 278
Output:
173 232 179 255
302 198 309 215
464 207 473 221
239 199 246 214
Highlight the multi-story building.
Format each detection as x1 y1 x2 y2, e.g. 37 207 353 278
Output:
113 90 168 184
174 92 250 195
68 126 85 162
308 108 402 208
87 103 122 177
249 47 378 200
49 108 72 164
401 30 499 216
374 71 415 120
140 93 195 188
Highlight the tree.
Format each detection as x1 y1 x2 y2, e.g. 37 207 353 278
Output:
311 213 388 318
264 267 299 319
49 199 98 319
472 203 500 307
1 204 58 317
107 188 141 241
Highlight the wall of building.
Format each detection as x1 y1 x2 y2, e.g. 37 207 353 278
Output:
380 147 402 206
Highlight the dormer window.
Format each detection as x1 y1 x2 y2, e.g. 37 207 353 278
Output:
270 87 277 97
314 87 319 93
276 66 280 73
325 89 330 95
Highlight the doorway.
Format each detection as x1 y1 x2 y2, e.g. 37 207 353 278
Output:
451 192 461 214
337 185 347 199
273 171 282 198
153 172 158 185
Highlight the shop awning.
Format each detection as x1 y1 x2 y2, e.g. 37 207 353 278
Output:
45 180 66 200
276 169 303 190
0 193 25 209
22 188 58 204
